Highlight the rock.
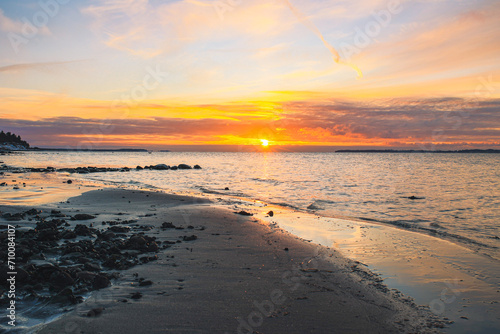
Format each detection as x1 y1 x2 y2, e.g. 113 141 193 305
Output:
139 280 153 286
76 271 97 281
93 275 111 289
128 235 147 248
131 292 142 299
178 164 192 170
67 180 73 184
408 196 425 200
170 166 178 170
73 214 96 220
267 211 274 217
136 166 143 170
61 230 77 239
183 235 197 242
153 164 169 170
161 222 176 229
51 271 75 288
193 165 202 169
146 241 159 252
16 267 30 282
26 208 41 215
37 229 60 241
74 224 95 236
108 226 131 233
235 211 253 216
87 307 104 317
84 262 101 272
224 187 229 190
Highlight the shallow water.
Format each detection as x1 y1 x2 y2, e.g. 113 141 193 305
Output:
3 151 499 258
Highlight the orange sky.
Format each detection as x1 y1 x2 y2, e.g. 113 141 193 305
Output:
0 0 499 150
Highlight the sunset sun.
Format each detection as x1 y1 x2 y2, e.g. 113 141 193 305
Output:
260 139 269 147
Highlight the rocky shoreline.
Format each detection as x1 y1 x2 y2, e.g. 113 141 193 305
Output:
0 199 203 328
0 164 202 174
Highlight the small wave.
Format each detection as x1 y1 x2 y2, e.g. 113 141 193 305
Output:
357 217 496 250
249 177 282 185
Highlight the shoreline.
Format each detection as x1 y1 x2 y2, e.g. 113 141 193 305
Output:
0 186 445 333
0 167 498 333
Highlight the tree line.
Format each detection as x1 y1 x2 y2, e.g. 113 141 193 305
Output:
0 131 30 148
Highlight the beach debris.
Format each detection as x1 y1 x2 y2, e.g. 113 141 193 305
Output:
235 210 253 216
267 210 274 217
300 268 319 273
183 235 198 241
87 307 105 317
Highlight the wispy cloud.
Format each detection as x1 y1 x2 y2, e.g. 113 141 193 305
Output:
0 60 85 74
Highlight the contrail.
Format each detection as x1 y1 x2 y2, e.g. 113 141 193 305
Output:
280 0 363 78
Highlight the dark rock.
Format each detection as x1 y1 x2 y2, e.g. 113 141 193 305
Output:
408 196 425 200
51 271 74 288
193 165 202 169
178 164 192 170
84 263 101 272
139 280 153 286
76 271 97 281
136 166 143 170
161 222 176 229
170 166 178 170
74 224 95 236
224 187 229 190
130 292 142 299
73 214 96 220
37 229 60 241
235 211 253 216
67 180 73 184
26 208 41 215
61 230 77 239
93 275 111 289
183 235 198 242
267 211 274 217
153 164 169 170
146 241 159 252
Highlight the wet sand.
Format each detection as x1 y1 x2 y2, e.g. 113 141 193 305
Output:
0 183 446 334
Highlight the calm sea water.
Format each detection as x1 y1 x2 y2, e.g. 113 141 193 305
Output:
4 151 500 258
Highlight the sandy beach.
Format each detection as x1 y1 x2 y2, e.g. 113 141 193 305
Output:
1 177 445 333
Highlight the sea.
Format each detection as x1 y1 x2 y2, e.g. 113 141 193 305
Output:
2 151 500 333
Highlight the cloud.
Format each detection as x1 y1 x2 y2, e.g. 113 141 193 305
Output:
0 60 85 74
2 97 499 148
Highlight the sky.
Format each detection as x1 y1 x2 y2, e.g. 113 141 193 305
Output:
0 0 499 150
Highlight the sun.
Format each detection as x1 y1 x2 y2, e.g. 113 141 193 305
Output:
260 139 269 147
